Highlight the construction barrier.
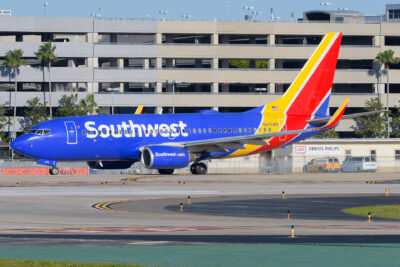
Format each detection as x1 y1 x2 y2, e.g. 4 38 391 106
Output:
0 167 88 176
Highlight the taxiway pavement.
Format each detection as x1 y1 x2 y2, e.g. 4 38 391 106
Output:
0 173 399 244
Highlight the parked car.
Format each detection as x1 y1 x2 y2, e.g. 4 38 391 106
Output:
340 156 378 172
303 157 340 173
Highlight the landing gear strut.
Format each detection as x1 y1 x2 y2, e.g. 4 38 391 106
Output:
158 169 174 175
190 162 207 175
49 167 59 175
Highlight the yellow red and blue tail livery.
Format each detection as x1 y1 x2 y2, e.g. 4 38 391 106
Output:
11 32 368 175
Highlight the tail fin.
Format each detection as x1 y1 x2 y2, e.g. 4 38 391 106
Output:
270 32 342 117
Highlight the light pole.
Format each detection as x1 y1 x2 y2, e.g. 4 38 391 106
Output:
243 6 254 21
320 2 331 7
43 2 48 17
159 10 169 20
224 5 229 21
167 80 182 113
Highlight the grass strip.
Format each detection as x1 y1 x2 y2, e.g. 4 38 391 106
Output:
342 204 400 220
0 258 150 267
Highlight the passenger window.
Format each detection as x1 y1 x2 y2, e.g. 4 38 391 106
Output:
208 128 212 133
218 128 222 133
238 128 242 133
213 128 217 133
249 128 252 133
43 129 50 135
193 129 197 134
228 128 232 133
82 130 86 135
233 128 237 133
188 129 191 134
244 128 247 133
102 129 107 134
224 128 227 133
203 128 207 133
198 128 202 133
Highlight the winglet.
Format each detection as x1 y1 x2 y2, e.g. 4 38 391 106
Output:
322 98 349 130
135 105 144 114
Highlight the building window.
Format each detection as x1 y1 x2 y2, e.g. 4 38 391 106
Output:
370 150 376 158
396 150 400 160
346 149 351 157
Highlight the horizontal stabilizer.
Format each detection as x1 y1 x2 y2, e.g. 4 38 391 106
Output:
307 110 382 126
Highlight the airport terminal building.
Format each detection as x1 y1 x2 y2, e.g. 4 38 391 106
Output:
1 6 400 137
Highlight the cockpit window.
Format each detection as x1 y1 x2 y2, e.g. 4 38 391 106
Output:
27 129 50 135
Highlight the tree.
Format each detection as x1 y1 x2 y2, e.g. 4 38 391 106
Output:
56 94 98 117
22 97 48 132
79 94 98 115
390 101 400 137
3 49 26 137
314 128 339 139
36 41 58 119
354 97 388 138
376 50 400 137
0 102 11 142
229 59 268 69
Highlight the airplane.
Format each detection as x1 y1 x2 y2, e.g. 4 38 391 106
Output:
11 32 369 175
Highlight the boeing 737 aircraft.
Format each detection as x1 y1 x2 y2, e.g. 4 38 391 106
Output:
11 32 367 175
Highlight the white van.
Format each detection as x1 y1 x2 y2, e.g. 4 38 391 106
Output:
341 156 378 172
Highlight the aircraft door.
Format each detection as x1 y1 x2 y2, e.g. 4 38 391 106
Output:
65 121 78 144
278 119 287 142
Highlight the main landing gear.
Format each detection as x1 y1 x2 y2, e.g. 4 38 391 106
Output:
190 162 208 175
49 166 59 175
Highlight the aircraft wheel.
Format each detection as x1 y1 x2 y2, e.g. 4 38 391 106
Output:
190 163 198 174
158 169 174 175
195 162 208 175
49 167 59 175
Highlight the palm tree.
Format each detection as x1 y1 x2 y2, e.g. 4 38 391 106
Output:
3 49 26 138
36 41 58 119
376 50 400 138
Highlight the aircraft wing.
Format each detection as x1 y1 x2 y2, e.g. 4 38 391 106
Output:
179 98 349 153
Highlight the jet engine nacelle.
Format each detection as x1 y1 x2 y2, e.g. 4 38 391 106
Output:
87 160 135 169
141 146 195 169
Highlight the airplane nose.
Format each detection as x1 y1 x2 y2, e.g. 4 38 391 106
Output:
11 136 29 154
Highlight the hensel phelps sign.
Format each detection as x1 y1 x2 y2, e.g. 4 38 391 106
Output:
293 145 340 156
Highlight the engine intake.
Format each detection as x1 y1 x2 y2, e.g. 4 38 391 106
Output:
141 146 194 169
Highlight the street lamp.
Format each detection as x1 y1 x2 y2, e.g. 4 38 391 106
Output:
166 80 182 113
43 2 48 17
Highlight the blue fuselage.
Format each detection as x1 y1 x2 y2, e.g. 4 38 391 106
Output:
12 111 264 162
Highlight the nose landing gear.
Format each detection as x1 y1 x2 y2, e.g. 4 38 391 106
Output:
190 162 208 175
49 167 59 175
